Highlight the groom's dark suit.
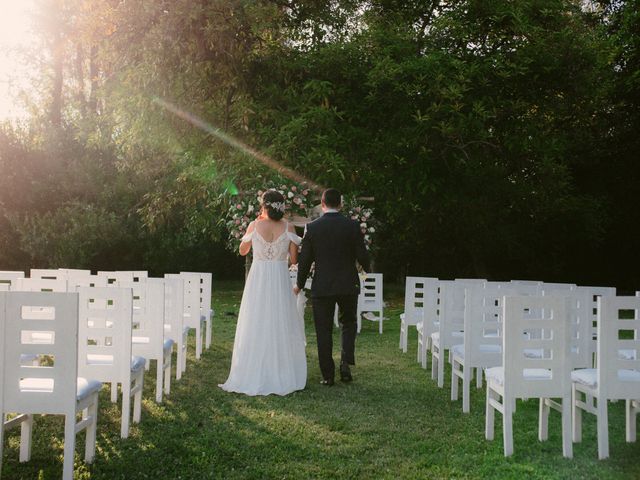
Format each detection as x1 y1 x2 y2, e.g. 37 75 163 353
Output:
296 211 370 381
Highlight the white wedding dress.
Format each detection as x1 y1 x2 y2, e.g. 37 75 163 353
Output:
219 223 307 396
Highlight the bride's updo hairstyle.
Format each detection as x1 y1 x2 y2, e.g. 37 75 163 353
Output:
261 190 286 221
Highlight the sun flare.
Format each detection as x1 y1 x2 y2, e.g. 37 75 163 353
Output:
0 0 36 121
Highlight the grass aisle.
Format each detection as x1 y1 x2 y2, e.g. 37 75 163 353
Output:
2 281 639 479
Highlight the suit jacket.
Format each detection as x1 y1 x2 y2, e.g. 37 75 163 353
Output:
297 212 371 297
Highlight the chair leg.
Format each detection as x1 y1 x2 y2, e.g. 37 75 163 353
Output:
176 343 183 380
562 397 573 458
62 413 76 480
164 353 172 395
379 312 383 334
0 413 4 478
597 396 609 460
462 366 471 413
156 358 163 403
205 313 212 349
431 347 438 381
400 323 405 351
133 373 143 423
503 397 514 457
437 348 444 388
19 414 33 462
626 399 637 443
539 398 549 441
573 384 582 443
84 395 98 463
451 360 459 401
121 384 131 439
195 324 202 359
485 386 495 440
110 382 118 403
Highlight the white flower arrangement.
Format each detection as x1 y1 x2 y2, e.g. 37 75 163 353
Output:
343 196 377 250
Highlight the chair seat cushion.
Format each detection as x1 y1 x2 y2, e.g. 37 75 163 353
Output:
451 343 501 359
485 367 552 386
18 377 101 401
571 368 640 388
131 355 146 372
77 377 102 401
163 339 175 352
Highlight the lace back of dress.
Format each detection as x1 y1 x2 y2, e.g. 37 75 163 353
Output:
253 226 290 261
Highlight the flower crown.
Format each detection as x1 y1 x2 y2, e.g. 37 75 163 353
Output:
264 201 286 213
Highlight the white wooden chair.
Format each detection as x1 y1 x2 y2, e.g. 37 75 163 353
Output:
416 279 441 368
0 271 25 290
431 281 467 387
182 272 213 350
0 291 101 480
451 284 513 412
166 273 203 359
157 277 187 379
357 273 384 333
59 268 92 285
571 295 640 459
485 295 572 458
76 286 145 439
400 277 433 353
120 281 173 402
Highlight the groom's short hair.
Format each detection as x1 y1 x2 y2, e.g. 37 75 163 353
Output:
322 188 341 209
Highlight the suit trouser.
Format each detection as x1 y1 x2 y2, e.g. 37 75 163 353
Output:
312 294 358 381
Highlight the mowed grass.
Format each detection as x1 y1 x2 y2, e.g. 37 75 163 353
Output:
2 281 639 479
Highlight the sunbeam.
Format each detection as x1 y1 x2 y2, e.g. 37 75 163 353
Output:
152 97 324 193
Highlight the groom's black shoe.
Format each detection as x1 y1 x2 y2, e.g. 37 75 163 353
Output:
340 363 353 383
320 378 335 386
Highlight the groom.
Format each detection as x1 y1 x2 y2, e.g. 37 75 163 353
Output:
294 188 370 386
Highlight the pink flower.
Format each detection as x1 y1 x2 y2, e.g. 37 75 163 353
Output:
302 190 309 196
235 219 241 225
355 207 361 213
293 197 302 205
352 215 358 220
236 204 242 209
291 186 297 192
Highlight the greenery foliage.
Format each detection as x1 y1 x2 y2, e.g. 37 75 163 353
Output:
0 0 638 286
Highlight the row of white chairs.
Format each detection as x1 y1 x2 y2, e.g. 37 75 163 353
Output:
399 277 639 459
0 269 214 479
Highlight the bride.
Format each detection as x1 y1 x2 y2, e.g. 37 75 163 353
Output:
219 189 307 395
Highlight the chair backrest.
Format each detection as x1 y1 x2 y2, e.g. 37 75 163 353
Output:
166 273 200 328
59 268 92 285
0 271 25 289
597 295 640 399
68 274 108 290
0 284 9 292
463 284 515 367
359 273 383 312
578 286 617 363
158 277 184 341
506 280 541 294
130 271 148 282
543 288 592 369
30 268 66 281
119 281 165 359
97 271 135 285
403 277 433 326
0 291 79 415
540 282 576 293
15 277 68 293
77 287 133 384
182 272 212 319
503 296 570 399
437 281 466 349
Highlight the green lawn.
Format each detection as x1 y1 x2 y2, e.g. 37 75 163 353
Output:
2 281 639 479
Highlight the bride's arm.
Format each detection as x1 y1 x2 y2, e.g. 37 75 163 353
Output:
239 221 255 256
288 223 299 264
